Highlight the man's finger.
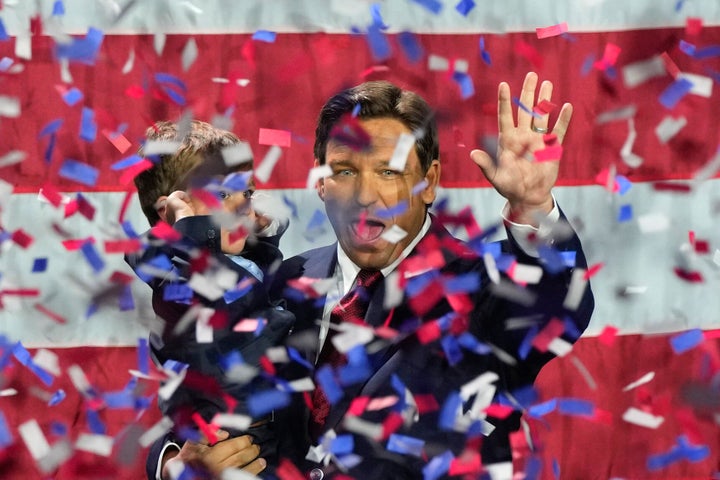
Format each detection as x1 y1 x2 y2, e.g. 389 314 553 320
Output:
217 442 261 470
531 80 553 132
470 149 497 181
552 103 573 144
239 458 267 476
517 72 538 129
497 82 514 133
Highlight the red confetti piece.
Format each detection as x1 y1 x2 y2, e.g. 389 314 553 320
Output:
694 240 709 254
534 144 563 162
118 190 134 225
258 128 292 147
1 288 40 297
39 182 63 207
124 85 145 99
531 317 565 352
11 229 33 249
584 262 604 280
347 396 371 416
34 304 66 324
276 458 305 480
76 195 96 221
448 451 482 476
533 99 557 115
652 181 691 192
686 17 703 36
191 412 218 445
660 51 680 78
150 222 182 243
380 411 403 440
109 271 134 285
104 239 142 254
514 40 543 69
673 267 703 283
416 320 442 344
102 129 132 153
119 158 153 185
64 198 79 218
484 403 515 419
61 237 95 251
259 355 275 376
593 43 622 70
598 325 619 346
536 22 568 39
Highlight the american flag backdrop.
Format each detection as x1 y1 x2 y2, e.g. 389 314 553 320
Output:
1 0 720 478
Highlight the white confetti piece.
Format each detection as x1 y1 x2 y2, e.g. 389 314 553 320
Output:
570 355 597 390
181 38 199 71
122 48 135 74
332 325 374 353
343 416 384 440
222 142 253 167
33 349 60 377
483 252 500 284
380 224 408 244
19 419 50 460
285 377 315 392
563 268 588 311
389 133 416 171
509 263 543 284
637 212 670 233
142 139 181 156
622 371 655 392
622 55 666 88
196 307 214 343
490 279 538 307
678 72 712 98
154 33 166 56
159 368 187 401
37 440 73 474
212 413 252 432
655 115 687 144
0 388 17 396
254 145 282 183
265 346 289 364
15 35 31 60
460 372 499 401
428 54 449 71
139 416 174 448
59 58 73 83
306 164 333 189
596 104 636 124
622 407 664 429
188 273 225 301
383 270 403 310
621 118 643 168
548 337 573 357
76 433 114 456
713 249 720 267
0 150 26 167
68 365 93 397
0 96 20 118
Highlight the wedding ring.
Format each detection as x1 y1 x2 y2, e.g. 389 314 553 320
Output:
531 124 549 134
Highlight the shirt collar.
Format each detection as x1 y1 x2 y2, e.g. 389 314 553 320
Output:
336 214 432 292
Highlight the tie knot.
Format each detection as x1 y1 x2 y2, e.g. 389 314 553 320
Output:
356 269 382 288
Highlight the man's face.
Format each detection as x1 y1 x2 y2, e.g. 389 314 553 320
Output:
318 117 440 270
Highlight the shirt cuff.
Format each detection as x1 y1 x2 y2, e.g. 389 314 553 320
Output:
502 196 560 258
155 441 181 480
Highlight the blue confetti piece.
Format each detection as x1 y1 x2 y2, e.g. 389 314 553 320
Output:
32 258 48 272
351 103 362 117
55 27 104 64
158 84 186 106
444 272 480 294
387 433 425 457
103 391 134 409
440 335 463 366
162 360 188 375
248 389 291 418
452 72 475 99
221 171 251 192
675 0 686 11
0 411 12 447
528 398 557 418
423 450 453 480
525 456 543 480
670 328 704 354
692 45 720 60
398 31 423 63
0 19 9 41
329 434 354 455
120 287 135 312
370 3 389 30
282 195 299 219
154 73 188 93
659 78 694 109
44 133 57 163
80 107 97 142
518 325 539 360
85 303 99 319
86 408 106 434
306 208 327 231
12 342 54 386
455 0 475 16
337 361 372 387
456 332 491 355
50 421 67 437
479 36 492 65
48 389 66 406
438 391 461 430
80 241 105 273
287 347 314 370
616 175 632 195
220 350 244 372
52 0 65 15
316 365 343 404
499 385 538 409
111 154 143 170
512 97 541 118
0 57 12 71
39 118 63 138
494 253 516 272
59 159 99 187
252 30 276 43
537 245 568 274
366 24 392 61
412 0 443 14
617 204 633 222
163 283 193 302
224 282 253 304
562 316 582 341
62 87 83 106
552 458 561 479
558 398 594 417
580 53 595 77
377 201 409 218
137 338 149 375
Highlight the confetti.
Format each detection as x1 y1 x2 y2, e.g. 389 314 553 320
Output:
254 145 282 183
658 77 694 109
252 30 277 43
536 22 568 39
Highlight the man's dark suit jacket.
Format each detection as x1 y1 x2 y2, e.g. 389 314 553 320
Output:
270 214 594 479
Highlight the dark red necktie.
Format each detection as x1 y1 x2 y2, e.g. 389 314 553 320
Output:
310 269 383 439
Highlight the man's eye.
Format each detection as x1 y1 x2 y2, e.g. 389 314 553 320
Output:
242 189 255 199
336 169 354 176
218 191 232 200
381 169 399 177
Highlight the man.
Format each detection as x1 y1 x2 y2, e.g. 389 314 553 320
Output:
153 72 594 479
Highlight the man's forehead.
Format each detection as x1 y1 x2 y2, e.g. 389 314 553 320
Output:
327 132 406 152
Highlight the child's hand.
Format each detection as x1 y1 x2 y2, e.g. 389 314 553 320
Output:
161 190 197 225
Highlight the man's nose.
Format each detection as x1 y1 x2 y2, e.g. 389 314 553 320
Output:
355 173 379 206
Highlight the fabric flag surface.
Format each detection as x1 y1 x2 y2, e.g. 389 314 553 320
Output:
0 0 720 478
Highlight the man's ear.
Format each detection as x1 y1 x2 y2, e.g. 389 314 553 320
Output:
420 160 441 205
155 196 169 223
314 159 326 202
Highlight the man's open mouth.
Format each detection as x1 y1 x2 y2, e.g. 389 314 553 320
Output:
350 218 385 242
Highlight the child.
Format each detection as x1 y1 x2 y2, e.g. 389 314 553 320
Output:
126 120 293 478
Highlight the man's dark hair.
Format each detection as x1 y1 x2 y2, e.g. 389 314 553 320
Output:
313 81 439 173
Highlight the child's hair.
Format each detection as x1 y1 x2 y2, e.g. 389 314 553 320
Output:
134 120 245 226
